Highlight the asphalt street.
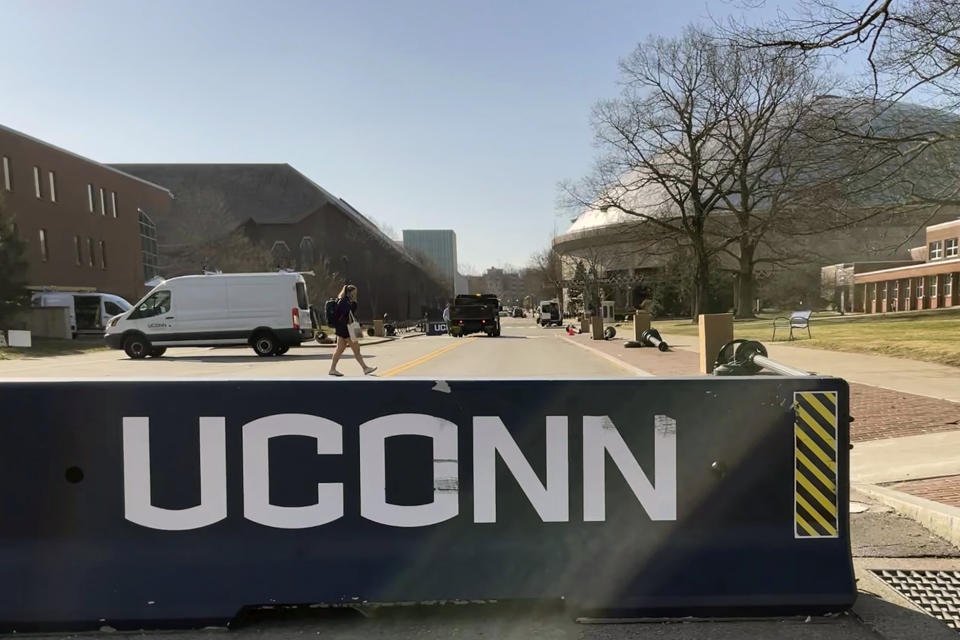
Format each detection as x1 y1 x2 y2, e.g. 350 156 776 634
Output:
3 318 959 639
0 318 634 379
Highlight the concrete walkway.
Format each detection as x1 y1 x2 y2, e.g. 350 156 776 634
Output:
852 431 960 484
660 332 960 402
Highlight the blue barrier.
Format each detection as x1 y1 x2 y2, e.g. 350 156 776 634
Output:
0 377 854 630
426 322 448 335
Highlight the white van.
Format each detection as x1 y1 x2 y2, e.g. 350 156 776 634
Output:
32 292 133 338
105 272 313 359
537 299 562 327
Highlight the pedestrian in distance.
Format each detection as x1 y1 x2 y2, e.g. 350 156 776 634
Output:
329 284 377 377
442 301 452 335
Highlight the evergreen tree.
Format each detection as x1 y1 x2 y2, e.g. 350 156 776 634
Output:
0 196 29 328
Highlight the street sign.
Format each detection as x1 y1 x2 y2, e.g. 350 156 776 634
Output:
0 377 854 630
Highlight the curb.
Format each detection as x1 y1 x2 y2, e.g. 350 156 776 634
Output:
854 482 960 548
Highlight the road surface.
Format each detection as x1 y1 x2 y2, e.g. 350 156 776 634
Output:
0 318 642 379
1 318 957 639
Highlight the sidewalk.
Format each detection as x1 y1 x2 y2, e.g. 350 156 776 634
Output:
659 331 960 403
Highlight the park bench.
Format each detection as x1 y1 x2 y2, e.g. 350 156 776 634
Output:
772 310 812 341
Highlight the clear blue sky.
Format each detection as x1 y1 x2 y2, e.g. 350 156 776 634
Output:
1 0 795 273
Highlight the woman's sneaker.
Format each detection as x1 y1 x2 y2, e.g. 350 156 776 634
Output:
328 370 344 377
363 366 378 376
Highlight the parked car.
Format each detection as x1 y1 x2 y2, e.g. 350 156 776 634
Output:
32 291 132 338
104 272 313 359
512 307 525 318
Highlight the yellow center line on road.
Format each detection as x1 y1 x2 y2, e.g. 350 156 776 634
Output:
378 337 477 377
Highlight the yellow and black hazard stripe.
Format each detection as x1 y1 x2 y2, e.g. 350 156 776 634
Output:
794 391 839 538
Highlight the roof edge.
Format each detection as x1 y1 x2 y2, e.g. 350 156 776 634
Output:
0 123 174 197
283 165 428 269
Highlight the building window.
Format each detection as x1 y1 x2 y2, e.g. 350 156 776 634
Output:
929 240 944 260
947 238 959 258
2 156 10 191
917 277 924 297
271 241 292 269
930 275 938 298
87 184 95 213
298 236 315 270
48 171 57 202
85 237 93 267
110 191 117 218
99 240 107 269
39 229 48 262
74 235 81 266
33 166 42 199
99 188 106 216
139 209 159 281
945 274 954 298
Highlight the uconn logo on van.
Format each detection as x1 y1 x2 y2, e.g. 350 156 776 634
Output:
122 413 677 531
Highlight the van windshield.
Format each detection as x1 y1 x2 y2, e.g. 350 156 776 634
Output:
132 290 171 319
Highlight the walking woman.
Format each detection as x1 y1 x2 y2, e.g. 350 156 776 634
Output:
329 284 377 376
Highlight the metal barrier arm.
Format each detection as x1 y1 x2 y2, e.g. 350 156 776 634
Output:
640 329 670 352
713 339 811 376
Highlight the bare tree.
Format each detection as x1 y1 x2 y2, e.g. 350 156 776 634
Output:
406 247 452 298
732 0 960 110
570 27 735 320
705 46 837 316
159 187 273 275
302 255 342 309
370 217 402 242
571 27 841 319
530 244 565 310
569 22 953 319
726 1 960 246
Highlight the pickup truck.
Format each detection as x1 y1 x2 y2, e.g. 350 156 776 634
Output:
450 293 501 337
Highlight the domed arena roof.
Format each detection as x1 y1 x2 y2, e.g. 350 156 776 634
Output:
555 96 960 254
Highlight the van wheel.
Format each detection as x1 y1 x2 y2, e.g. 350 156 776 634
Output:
149 347 167 358
276 345 290 355
252 332 278 357
124 335 150 359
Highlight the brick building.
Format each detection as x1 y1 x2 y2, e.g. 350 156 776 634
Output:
113 164 447 321
853 219 960 313
0 125 172 302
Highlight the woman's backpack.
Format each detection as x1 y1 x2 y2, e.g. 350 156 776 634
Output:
324 298 338 326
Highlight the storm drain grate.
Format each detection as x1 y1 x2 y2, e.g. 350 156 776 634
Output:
872 569 960 631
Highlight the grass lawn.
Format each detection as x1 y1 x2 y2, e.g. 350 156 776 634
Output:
652 313 960 367
0 338 109 360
